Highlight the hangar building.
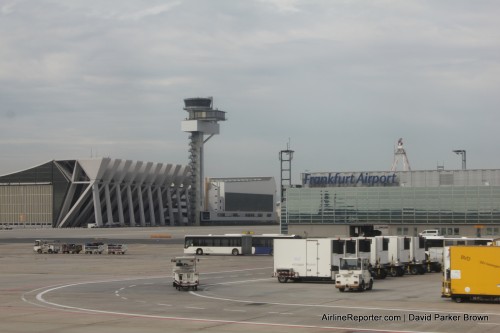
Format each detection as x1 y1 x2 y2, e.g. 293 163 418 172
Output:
0 158 191 228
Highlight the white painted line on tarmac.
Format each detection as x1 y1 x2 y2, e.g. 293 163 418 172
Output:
121 297 128 300
157 303 172 307
202 278 273 287
24 279 439 333
201 267 272 275
223 309 246 313
185 306 205 310
190 289 500 317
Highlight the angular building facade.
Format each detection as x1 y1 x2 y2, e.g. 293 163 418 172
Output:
0 158 191 228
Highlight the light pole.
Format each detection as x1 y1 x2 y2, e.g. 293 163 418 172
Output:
453 150 466 170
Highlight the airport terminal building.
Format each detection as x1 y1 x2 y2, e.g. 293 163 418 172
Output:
0 158 191 228
281 169 500 238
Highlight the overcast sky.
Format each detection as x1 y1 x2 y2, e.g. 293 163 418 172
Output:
1 0 499 184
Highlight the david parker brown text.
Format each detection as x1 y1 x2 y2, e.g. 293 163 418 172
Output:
322 313 489 323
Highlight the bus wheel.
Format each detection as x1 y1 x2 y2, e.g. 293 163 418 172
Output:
231 249 239 256
196 248 203 255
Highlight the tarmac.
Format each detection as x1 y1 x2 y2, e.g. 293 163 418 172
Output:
0 226 499 333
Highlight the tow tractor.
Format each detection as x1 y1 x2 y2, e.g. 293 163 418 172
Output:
335 257 373 292
171 256 199 291
33 240 60 254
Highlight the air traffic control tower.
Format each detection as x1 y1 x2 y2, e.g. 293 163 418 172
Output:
181 97 226 225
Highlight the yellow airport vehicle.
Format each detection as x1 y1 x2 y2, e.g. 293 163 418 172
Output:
442 245 500 302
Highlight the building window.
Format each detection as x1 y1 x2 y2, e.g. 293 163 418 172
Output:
486 227 498 236
397 227 409 235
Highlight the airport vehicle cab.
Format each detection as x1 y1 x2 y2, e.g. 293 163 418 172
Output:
171 256 199 291
335 257 373 292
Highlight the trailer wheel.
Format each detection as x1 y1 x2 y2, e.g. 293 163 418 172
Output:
366 280 373 291
37 249 42 254
338 287 345 292
277 276 288 283
397 267 405 276
196 248 203 255
194 285 198 291
410 266 420 275
360 281 366 291
453 297 463 303
389 268 398 277
231 248 239 256
48 249 53 254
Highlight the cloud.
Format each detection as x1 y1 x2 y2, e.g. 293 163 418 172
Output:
1 0 500 179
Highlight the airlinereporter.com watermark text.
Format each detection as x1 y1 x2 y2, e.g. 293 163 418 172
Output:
322 313 489 323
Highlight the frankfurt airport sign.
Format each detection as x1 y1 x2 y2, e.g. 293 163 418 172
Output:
303 172 398 187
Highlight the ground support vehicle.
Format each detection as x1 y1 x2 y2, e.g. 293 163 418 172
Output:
171 256 199 291
273 238 337 283
33 240 60 254
335 257 373 292
61 243 82 254
442 245 500 303
107 244 127 254
385 236 423 277
406 236 426 275
84 242 105 254
345 237 388 279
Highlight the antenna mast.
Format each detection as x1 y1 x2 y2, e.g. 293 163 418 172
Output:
391 138 411 171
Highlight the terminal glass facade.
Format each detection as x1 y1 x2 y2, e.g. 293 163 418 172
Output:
285 186 500 225
282 170 500 234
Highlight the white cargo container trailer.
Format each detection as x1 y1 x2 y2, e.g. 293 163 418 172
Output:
406 236 441 274
385 236 429 275
274 238 337 283
384 236 409 276
343 237 388 279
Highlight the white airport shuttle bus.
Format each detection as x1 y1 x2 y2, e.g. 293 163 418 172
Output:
184 234 300 256
424 236 493 264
